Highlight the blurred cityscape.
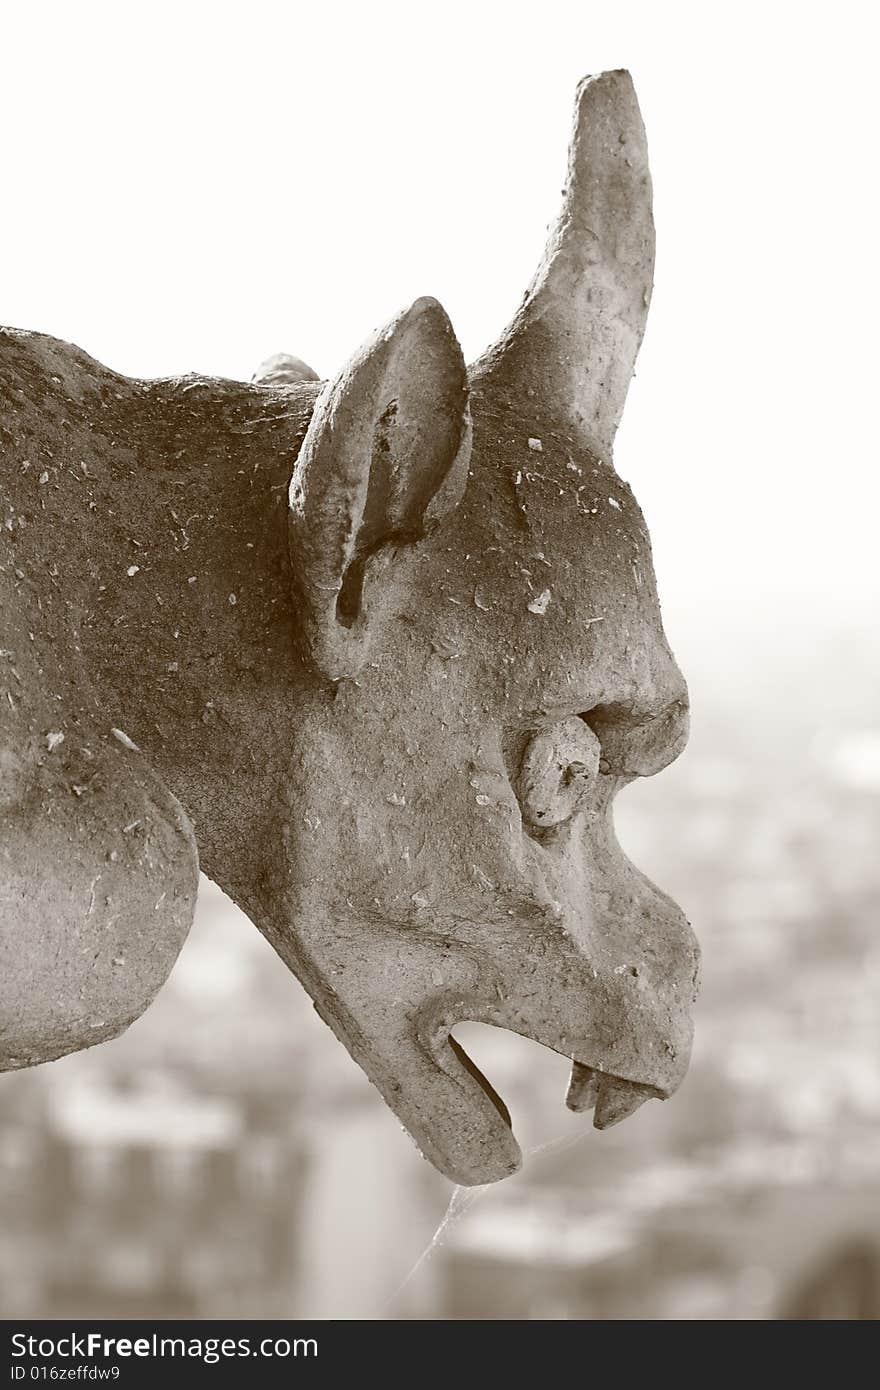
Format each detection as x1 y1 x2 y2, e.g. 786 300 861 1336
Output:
1 604 879 1320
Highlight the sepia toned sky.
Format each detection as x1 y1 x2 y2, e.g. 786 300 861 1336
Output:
5 1 877 615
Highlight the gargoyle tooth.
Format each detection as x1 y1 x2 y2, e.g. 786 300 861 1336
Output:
592 1076 653 1130
565 1060 600 1112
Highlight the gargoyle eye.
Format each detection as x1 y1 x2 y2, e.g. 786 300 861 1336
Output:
517 716 602 831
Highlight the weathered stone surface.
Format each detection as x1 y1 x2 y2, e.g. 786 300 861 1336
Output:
1 71 699 1185
253 353 320 387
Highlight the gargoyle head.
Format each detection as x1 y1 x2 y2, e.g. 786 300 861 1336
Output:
273 71 698 1184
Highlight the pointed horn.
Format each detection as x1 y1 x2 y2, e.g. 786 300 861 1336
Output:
472 70 654 457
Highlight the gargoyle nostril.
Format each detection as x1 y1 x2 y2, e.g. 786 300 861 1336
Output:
517 716 602 830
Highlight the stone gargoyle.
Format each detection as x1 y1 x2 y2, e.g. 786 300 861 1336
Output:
1 71 699 1185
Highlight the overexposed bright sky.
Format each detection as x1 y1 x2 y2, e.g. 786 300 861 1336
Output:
5 1 878 614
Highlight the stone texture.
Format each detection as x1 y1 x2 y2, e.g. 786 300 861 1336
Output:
1 71 699 1185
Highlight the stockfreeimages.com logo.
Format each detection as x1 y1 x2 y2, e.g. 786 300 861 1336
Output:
11 1333 317 1367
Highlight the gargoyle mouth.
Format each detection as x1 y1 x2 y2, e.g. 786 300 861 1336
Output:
416 1005 664 1186
394 967 693 1186
445 1036 659 1135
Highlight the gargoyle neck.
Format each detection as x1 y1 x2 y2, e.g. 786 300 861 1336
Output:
76 373 321 852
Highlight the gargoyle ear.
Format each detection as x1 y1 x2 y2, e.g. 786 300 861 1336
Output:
288 297 472 680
